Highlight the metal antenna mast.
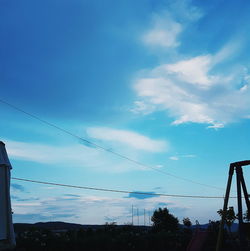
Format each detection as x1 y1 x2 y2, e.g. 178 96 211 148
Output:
132 205 134 225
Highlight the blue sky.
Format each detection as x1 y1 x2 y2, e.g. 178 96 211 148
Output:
1 0 250 225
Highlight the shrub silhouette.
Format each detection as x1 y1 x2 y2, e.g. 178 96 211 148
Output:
151 207 179 232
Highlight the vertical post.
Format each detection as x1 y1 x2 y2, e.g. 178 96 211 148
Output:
0 141 16 248
137 208 139 225
132 205 134 225
238 168 250 213
4 166 10 242
144 209 146 226
216 164 234 251
236 167 246 249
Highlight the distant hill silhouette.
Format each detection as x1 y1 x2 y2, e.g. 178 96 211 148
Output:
14 221 239 233
14 221 151 233
14 221 102 233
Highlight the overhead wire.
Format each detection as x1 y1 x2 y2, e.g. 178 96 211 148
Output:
0 98 224 191
12 177 234 199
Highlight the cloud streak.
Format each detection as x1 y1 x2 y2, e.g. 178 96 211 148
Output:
133 50 250 127
86 127 168 152
126 191 160 200
11 183 25 192
143 13 182 48
4 127 168 172
142 0 202 50
11 192 187 225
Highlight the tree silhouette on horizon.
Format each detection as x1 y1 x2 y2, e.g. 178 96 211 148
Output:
151 207 179 232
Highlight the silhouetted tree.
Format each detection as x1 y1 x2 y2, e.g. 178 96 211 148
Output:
217 206 236 234
151 207 179 232
183 217 192 228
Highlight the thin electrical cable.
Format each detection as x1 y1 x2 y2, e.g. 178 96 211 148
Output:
12 177 236 199
0 98 224 191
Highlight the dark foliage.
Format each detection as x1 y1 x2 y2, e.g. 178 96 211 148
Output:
14 224 192 251
182 218 192 228
151 207 179 233
217 207 237 234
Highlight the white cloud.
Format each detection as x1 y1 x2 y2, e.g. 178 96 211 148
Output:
142 0 203 50
4 139 137 172
133 48 250 127
207 123 224 129
155 164 163 168
130 101 156 115
163 55 216 87
143 14 182 48
86 127 167 152
212 39 243 65
165 0 203 22
181 154 196 158
169 156 179 161
134 75 214 125
169 154 196 160
4 130 168 173
6 139 97 166
12 192 187 225
134 1 250 128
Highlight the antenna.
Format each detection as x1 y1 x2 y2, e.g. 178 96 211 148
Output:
144 209 146 226
137 208 139 225
132 205 134 225
148 211 151 226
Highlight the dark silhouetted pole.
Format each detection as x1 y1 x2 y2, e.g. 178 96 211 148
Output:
144 209 146 226
137 208 139 225
0 141 16 248
236 167 245 247
132 205 134 225
239 168 250 213
216 164 234 251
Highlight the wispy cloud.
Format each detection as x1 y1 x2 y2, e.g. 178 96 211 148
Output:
164 55 215 88
181 154 196 158
142 0 202 49
169 154 196 161
11 183 25 192
169 156 179 161
6 139 99 166
133 48 250 127
133 2 250 128
11 195 39 202
125 191 160 200
86 127 168 152
63 194 81 198
142 13 182 48
130 101 156 115
4 130 168 172
12 193 187 225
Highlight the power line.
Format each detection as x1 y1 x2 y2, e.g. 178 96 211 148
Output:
12 177 233 199
0 98 224 191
